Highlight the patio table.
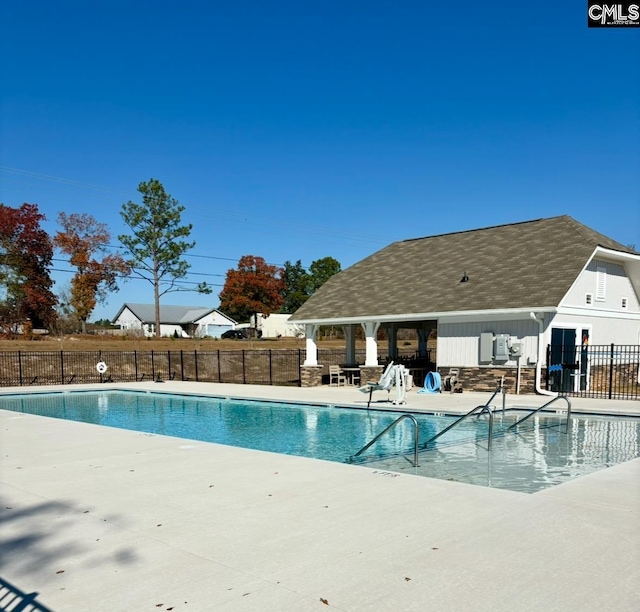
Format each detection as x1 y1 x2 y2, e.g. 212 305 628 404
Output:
341 367 361 386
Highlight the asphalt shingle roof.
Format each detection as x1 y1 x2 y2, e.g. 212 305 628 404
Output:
290 216 633 322
118 304 218 324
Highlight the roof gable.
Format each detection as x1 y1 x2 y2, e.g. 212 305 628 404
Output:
290 216 636 322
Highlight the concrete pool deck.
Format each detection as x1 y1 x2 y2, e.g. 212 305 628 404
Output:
1 382 639 611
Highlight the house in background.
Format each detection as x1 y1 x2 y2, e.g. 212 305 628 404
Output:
250 313 305 338
112 303 236 338
289 216 640 394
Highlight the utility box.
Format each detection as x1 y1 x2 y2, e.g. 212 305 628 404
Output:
494 334 510 361
479 332 494 363
509 342 522 358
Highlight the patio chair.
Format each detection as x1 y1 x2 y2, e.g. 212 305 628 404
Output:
329 365 346 387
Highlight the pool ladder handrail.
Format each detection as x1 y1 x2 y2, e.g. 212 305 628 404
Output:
506 395 571 433
350 414 420 467
421 386 502 452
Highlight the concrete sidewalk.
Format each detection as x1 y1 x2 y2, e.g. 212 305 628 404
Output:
1 383 639 611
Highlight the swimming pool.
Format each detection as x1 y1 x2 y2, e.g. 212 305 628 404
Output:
2 389 639 493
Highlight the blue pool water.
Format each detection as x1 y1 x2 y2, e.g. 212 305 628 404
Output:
1 390 449 462
2 390 639 493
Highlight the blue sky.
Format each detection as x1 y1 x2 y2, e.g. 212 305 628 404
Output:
1 1 638 322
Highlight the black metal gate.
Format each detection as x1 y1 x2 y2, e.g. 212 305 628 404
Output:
546 343 640 399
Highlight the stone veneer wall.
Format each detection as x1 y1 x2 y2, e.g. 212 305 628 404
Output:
359 366 384 386
302 364 538 393
300 365 323 387
300 365 384 388
437 366 537 395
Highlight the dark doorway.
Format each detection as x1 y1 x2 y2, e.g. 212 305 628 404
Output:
550 328 577 393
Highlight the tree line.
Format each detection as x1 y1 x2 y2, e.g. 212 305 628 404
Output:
0 178 340 337
217 255 340 324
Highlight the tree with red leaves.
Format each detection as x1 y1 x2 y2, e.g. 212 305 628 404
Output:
54 213 130 333
219 255 285 323
0 203 57 333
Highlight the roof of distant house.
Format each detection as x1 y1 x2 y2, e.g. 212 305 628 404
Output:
112 303 236 325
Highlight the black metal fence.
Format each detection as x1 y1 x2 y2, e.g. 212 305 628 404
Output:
546 343 640 400
0 347 420 388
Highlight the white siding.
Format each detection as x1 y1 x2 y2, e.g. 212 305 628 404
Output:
557 258 640 346
548 313 640 346
439 312 640 369
113 307 143 331
438 318 539 367
253 314 302 338
564 259 639 313
197 311 236 326
159 324 187 338
193 311 235 336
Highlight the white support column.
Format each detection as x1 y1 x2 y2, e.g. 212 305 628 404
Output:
361 321 380 366
343 324 357 365
303 324 319 366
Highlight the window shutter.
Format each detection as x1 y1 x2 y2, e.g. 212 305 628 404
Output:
596 267 606 301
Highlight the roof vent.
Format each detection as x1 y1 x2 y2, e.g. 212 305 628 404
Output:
460 272 469 283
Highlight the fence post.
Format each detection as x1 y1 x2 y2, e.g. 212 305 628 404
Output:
269 349 273 385
217 349 221 382
151 350 155 380
242 350 246 384
167 351 172 380
298 349 302 387
60 350 65 385
134 350 138 381
608 343 615 400
180 350 184 381
194 350 199 381
18 350 23 386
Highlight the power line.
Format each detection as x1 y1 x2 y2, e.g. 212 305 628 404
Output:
103 244 286 268
0 165 387 247
2 165 371 271
50 257 225 278
0 165 134 196
2 257 224 287
49 266 224 288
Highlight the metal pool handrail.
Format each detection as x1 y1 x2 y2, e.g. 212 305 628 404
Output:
350 414 420 467
507 395 572 433
421 386 502 451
